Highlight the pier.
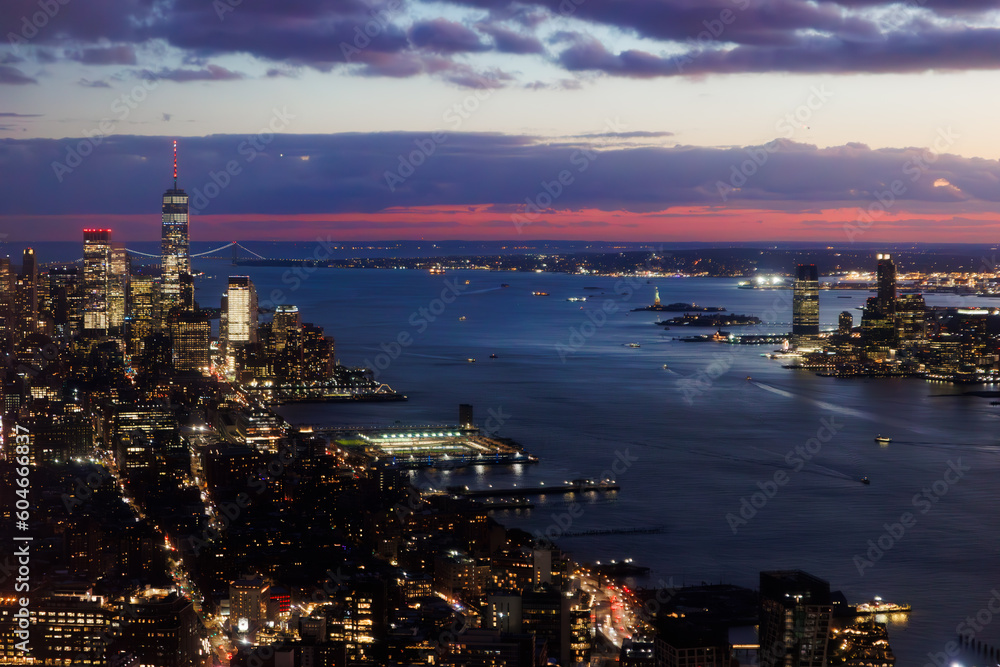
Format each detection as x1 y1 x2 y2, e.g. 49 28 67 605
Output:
959 634 1000 662
446 479 620 497
448 479 621 498
319 425 538 470
559 526 664 538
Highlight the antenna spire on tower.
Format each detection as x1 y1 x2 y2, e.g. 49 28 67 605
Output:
173 139 178 189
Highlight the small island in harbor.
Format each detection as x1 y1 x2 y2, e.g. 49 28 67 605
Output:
631 287 727 312
657 313 761 327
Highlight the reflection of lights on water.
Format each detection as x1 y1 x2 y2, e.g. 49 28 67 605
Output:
872 613 909 626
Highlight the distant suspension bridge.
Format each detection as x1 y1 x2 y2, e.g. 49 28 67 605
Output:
123 241 266 262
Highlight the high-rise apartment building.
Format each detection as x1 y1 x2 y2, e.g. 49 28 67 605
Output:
273 305 301 351
838 311 853 336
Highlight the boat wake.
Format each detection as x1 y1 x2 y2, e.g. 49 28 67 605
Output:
881 440 1000 454
749 380 935 437
628 440 858 482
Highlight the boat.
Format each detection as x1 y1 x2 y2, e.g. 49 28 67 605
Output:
500 283 510 288
662 364 669 370
853 597 912 614
874 435 891 444
489 354 498 359
459 316 467 321
466 358 476 363
532 291 550 296
626 343 641 348
861 476 870 485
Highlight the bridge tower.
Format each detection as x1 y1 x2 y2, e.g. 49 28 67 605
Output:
232 242 238 266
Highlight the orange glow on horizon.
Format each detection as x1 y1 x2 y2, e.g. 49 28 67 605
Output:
6 204 1000 243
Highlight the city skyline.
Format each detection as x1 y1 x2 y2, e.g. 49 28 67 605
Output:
4 3 1000 666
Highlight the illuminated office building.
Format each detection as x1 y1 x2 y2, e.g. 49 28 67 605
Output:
16 248 38 338
792 264 820 343
876 253 897 315
0 257 14 342
47 266 82 339
225 276 258 346
83 229 112 335
108 243 130 334
169 309 211 374
128 274 157 357
161 141 190 315
896 293 927 345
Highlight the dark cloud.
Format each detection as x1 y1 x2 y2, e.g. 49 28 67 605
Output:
558 26 1000 78
409 19 489 54
1 133 998 226
476 23 546 54
78 78 112 88
68 45 137 65
5 0 1000 82
0 65 35 84
0 112 41 117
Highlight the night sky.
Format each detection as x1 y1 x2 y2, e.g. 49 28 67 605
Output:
2 0 1000 242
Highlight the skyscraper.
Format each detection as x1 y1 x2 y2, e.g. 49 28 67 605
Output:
272 305 301 351
301 322 334 380
17 248 38 337
862 254 901 356
792 264 819 342
272 305 303 380
0 257 14 342
108 243 130 334
896 293 926 345
758 570 833 667
161 141 190 316
127 274 157 357
47 266 81 339
225 276 258 346
838 311 853 336
876 253 897 315
83 229 112 335
168 309 211 374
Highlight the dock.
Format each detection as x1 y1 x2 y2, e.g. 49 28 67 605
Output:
447 479 620 498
